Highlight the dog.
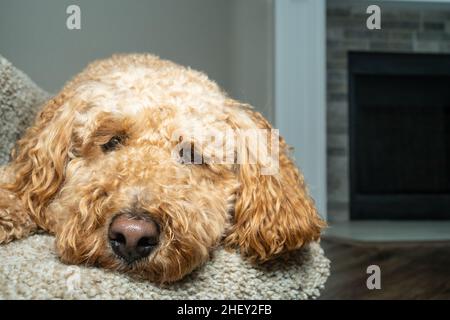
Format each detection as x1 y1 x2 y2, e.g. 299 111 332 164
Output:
0 54 325 283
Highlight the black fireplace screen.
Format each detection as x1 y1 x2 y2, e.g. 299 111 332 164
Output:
349 52 450 219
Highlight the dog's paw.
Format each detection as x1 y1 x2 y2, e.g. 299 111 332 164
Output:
0 190 36 244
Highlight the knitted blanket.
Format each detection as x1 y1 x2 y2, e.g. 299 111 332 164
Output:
0 55 48 165
0 235 330 299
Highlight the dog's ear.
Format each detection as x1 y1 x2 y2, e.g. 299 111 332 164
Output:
4 93 75 230
224 101 326 262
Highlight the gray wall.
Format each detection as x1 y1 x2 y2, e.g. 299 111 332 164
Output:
229 0 274 121
0 0 273 120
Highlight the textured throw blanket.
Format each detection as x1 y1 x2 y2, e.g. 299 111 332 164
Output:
0 235 329 299
0 54 330 299
0 56 48 165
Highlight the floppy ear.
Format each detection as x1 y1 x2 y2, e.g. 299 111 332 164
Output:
3 93 75 231
224 102 326 262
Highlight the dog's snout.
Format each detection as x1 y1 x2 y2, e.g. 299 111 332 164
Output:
108 213 160 263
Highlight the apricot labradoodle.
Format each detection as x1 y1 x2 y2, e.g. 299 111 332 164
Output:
0 54 325 283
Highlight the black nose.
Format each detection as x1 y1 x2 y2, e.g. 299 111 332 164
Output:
108 213 160 263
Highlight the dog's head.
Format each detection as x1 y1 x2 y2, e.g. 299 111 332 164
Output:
6 54 325 283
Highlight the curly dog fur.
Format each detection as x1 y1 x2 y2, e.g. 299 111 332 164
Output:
0 54 325 283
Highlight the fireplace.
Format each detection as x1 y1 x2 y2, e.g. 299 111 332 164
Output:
349 52 450 219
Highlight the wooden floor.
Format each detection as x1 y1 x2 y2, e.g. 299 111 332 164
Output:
319 238 450 299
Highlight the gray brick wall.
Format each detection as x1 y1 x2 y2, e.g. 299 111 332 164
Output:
327 3 450 222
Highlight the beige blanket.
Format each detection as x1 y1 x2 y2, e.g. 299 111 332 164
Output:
0 234 330 299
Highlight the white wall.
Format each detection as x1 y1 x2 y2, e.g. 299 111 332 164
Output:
275 0 327 219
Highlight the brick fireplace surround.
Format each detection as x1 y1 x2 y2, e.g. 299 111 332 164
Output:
327 1 450 222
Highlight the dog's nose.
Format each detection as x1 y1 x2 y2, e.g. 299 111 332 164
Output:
108 213 160 263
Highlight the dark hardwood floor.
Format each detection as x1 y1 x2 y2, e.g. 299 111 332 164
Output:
319 238 450 299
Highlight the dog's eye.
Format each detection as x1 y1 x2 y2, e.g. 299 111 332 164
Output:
101 135 125 152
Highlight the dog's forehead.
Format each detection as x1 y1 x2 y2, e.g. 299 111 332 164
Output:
73 66 227 117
